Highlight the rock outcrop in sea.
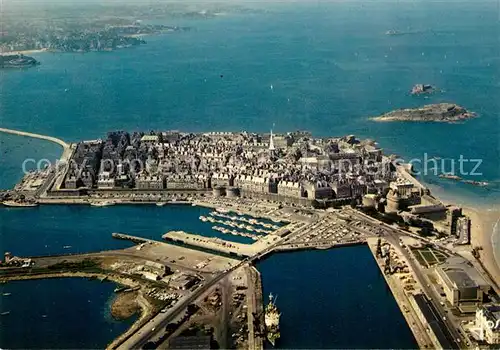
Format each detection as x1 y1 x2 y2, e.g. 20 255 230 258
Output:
372 103 476 123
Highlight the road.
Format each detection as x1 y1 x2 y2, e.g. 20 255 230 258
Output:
116 230 288 349
118 210 413 349
347 209 461 348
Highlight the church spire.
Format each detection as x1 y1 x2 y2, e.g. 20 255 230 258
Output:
269 129 275 151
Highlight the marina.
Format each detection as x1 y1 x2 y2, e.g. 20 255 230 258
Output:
0 1 499 349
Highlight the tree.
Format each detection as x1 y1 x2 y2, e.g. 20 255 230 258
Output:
376 238 382 258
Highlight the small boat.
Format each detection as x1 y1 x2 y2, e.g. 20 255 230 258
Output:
2 200 38 208
63 245 72 249
90 200 115 207
2 293 11 296
156 202 167 207
1 311 10 316
215 207 230 214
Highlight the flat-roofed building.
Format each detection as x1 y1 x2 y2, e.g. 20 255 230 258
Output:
140 135 159 143
435 257 490 306
456 216 471 245
169 274 200 290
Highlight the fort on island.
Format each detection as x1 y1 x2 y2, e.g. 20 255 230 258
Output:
1 128 499 350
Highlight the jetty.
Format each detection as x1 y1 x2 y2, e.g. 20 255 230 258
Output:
0 127 70 150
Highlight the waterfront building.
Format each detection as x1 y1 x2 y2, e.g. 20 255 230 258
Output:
456 216 471 245
80 170 95 188
49 130 410 208
64 175 78 189
165 174 206 190
447 206 463 235
303 181 333 200
435 257 490 307
135 174 165 190
409 195 447 220
211 173 232 187
234 175 276 195
475 305 500 344
97 171 115 189
277 181 303 199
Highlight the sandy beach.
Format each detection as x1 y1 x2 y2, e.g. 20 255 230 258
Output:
464 207 500 289
0 48 49 56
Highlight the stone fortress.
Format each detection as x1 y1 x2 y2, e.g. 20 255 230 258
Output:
43 129 469 240
54 130 393 203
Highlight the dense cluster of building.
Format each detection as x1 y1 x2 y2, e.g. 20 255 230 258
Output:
57 130 399 204
1 22 184 53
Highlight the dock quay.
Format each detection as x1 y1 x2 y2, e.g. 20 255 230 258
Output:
245 265 264 350
111 232 156 244
162 230 281 257
366 238 434 349
274 239 365 252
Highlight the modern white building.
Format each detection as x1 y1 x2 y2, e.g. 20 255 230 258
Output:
474 305 500 344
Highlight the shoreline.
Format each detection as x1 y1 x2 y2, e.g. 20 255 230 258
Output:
0 49 49 56
0 271 153 349
464 207 500 289
415 179 500 287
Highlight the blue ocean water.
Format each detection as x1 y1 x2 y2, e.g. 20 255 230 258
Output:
257 246 417 348
0 278 136 349
0 1 499 348
0 204 259 257
1 1 499 204
0 134 62 189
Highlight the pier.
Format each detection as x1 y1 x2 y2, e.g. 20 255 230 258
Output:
0 127 70 150
274 239 365 252
162 231 280 257
366 238 435 349
111 232 155 244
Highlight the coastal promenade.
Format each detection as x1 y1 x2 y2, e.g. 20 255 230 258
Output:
0 127 70 150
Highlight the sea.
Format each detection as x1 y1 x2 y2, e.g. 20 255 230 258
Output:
0 0 499 348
